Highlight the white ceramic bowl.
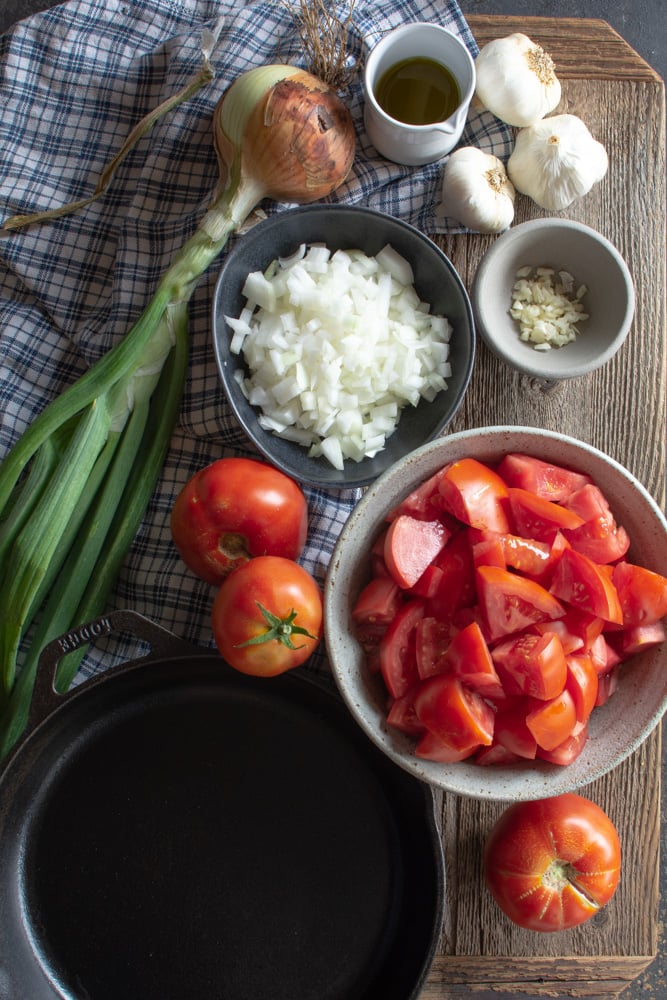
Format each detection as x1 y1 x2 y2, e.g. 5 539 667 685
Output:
471 220 635 380
324 426 667 801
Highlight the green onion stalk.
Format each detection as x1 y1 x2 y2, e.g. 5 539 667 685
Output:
0 63 356 758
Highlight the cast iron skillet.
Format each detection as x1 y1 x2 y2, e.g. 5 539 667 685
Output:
0 611 444 1000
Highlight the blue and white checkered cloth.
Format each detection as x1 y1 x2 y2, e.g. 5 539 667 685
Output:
0 0 512 679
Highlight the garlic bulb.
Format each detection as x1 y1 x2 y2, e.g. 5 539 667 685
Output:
439 146 515 233
507 114 608 211
475 33 561 127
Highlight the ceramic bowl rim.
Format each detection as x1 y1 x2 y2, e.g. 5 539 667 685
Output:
471 218 636 380
324 425 667 801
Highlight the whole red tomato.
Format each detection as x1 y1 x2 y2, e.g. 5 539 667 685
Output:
483 793 621 932
212 555 322 676
170 458 308 585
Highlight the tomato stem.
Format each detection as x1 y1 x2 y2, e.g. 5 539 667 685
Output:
234 602 317 651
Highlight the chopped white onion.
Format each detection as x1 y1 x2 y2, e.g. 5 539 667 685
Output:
226 243 454 469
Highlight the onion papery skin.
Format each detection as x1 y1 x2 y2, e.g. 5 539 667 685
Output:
214 66 356 206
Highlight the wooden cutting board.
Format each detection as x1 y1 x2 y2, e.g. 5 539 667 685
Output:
421 17 666 999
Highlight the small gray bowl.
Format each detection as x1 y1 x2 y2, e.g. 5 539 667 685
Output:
212 205 475 490
324 426 667 801
471 219 635 380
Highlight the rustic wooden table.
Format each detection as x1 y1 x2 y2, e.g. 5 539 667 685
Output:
421 16 666 999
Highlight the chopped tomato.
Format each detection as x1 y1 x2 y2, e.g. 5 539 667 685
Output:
415 616 452 679
384 515 450 589
499 533 552 577
536 725 589 766
559 607 605 649
378 599 425 699
370 528 391 577
352 576 401 628
525 689 577 751
476 743 524 766
608 621 666 657
386 467 449 521
443 621 504 699
612 561 667 627
595 667 620 706
386 691 424 735
413 674 495 751
476 565 566 641
493 699 538 759
589 634 622 675
410 563 444 598
497 453 592 502
415 730 478 762
563 484 630 563
508 488 585 542
565 654 599 725
550 548 623 624
353 451 665 774
438 458 511 532
428 530 476 620
530 619 584 655
471 531 506 569
491 631 567 701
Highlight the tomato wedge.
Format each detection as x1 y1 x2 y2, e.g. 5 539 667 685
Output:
612 561 667 627
476 565 566 641
550 548 623 624
438 458 511 532
565 654 599 725
352 576 401 627
415 616 452 679
536 725 589 766
386 467 448 521
386 691 424 735
413 674 495 751
508 488 585 542
476 743 524 766
428 530 476 619
499 533 552 577
497 453 592 502
415 729 477 762
493 699 538 759
609 621 666 657
384 514 449 588
491 631 567 700
443 621 504 698
378 599 425 698
563 484 630 563
525 689 577 751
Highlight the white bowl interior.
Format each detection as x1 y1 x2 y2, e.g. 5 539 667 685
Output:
324 427 667 800
472 221 635 380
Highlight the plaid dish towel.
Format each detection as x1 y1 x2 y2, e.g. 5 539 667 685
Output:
0 0 511 680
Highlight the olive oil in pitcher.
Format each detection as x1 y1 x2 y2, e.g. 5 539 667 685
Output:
375 57 461 126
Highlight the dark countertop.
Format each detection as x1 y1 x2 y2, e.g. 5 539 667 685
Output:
1 3 665 999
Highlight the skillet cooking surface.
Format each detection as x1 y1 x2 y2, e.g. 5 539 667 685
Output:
0 654 443 1000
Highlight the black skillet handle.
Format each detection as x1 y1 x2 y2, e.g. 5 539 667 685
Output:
29 609 197 729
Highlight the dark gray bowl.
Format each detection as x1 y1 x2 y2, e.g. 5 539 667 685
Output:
212 205 475 490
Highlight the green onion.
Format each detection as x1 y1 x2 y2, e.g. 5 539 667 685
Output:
0 62 355 757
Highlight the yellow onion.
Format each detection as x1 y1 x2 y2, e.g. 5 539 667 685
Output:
204 64 355 240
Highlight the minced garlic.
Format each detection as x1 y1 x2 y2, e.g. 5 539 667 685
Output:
510 266 589 350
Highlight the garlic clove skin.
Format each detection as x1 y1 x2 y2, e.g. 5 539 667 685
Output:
475 33 561 128
439 146 515 233
507 114 609 211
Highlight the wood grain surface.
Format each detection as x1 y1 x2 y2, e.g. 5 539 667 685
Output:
421 17 666 999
